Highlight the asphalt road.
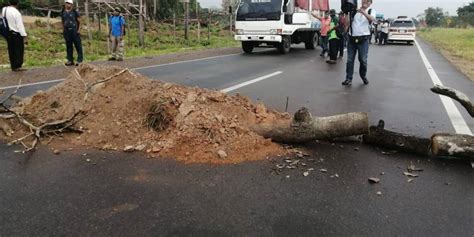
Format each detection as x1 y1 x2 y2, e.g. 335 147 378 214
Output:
0 39 473 236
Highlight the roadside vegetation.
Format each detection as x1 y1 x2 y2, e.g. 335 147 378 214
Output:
416 3 474 80
0 17 238 70
418 28 474 81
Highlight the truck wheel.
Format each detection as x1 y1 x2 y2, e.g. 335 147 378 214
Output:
242 42 254 54
305 32 318 50
278 36 291 54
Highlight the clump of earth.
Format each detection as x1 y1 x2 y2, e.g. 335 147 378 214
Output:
1 64 291 164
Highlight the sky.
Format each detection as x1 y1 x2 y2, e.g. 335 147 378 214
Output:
199 0 473 18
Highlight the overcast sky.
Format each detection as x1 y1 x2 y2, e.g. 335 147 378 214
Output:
200 0 472 18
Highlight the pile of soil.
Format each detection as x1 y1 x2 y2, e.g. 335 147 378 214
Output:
3 64 291 163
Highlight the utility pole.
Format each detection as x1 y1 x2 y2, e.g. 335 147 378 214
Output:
184 0 189 40
84 0 92 41
173 13 176 38
196 0 200 41
207 11 211 42
153 0 157 20
46 10 51 32
139 0 145 46
98 4 101 33
106 13 110 54
229 6 233 34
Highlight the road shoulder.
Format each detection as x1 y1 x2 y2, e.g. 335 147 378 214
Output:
0 47 241 88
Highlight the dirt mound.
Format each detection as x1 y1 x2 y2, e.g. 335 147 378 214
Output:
3 64 290 163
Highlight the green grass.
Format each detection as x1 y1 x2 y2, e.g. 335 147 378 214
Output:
0 22 238 69
418 28 474 61
418 27 474 80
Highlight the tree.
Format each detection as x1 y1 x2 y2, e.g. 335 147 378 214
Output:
457 2 474 26
424 7 445 27
222 0 239 13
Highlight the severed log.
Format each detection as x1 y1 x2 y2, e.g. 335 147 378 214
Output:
251 107 369 143
431 85 474 117
431 133 474 160
363 120 431 156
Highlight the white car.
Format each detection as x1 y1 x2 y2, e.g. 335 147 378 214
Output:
388 18 416 45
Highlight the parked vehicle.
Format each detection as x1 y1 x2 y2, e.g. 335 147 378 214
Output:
387 17 416 45
234 0 323 54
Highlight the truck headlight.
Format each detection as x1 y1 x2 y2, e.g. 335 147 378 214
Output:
270 29 282 34
236 29 244 35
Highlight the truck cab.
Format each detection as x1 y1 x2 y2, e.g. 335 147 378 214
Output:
234 0 323 54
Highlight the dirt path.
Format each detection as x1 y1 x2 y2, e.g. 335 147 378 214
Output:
0 47 241 88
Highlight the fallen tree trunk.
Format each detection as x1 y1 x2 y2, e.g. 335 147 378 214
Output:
363 120 431 156
363 120 474 161
431 133 474 160
431 85 474 117
251 107 369 143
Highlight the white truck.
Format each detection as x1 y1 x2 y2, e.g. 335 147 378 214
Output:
234 0 324 54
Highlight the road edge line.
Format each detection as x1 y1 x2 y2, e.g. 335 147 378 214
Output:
415 39 472 135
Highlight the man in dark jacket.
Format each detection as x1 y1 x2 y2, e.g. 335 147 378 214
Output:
62 0 83 66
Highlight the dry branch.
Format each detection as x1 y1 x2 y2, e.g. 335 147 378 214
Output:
0 66 129 152
431 85 474 117
251 107 369 143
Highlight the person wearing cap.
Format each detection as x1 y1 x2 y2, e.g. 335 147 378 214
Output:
108 7 125 61
61 0 83 66
1 0 28 72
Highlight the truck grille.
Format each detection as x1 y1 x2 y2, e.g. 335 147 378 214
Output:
243 30 271 35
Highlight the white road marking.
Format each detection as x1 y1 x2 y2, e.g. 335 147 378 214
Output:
415 40 472 135
220 71 283 93
133 53 241 70
0 79 66 90
0 53 242 90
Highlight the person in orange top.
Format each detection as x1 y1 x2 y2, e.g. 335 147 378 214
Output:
312 11 331 57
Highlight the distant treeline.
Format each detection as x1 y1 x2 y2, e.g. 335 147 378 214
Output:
420 3 474 28
1 0 206 20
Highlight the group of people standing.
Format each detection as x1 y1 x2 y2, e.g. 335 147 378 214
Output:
313 0 376 86
1 0 126 72
313 9 346 64
372 19 389 45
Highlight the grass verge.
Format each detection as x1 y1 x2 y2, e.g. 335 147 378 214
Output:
417 28 474 81
0 19 239 70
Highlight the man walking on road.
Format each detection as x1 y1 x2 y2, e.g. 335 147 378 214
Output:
108 7 125 61
61 0 83 66
342 0 375 86
2 0 28 72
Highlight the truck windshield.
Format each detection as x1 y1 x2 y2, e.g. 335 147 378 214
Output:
236 0 282 21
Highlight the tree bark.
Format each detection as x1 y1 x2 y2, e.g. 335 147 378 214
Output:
363 120 431 156
431 133 474 160
431 85 474 117
251 107 369 143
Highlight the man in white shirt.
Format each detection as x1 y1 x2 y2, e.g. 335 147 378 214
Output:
1 0 28 71
379 19 389 45
342 0 375 86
